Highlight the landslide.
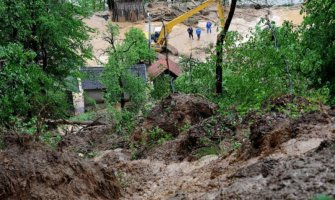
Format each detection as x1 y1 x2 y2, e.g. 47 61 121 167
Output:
0 134 121 200
220 140 335 200
102 94 335 199
5 94 333 200
132 93 217 140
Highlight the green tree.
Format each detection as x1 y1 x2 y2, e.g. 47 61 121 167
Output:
0 44 69 136
102 25 155 113
0 0 92 135
301 0 335 100
0 0 92 79
150 74 171 100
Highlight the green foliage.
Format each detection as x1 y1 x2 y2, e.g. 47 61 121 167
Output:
76 0 108 12
110 108 136 135
179 123 191 133
0 44 70 127
150 74 171 100
147 127 173 145
176 17 330 114
70 111 96 121
0 0 92 80
311 194 334 200
115 171 130 188
0 0 91 137
219 22 311 113
85 151 99 159
301 0 335 99
40 132 62 150
193 146 220 159
175 56 216 98
102 25 155 115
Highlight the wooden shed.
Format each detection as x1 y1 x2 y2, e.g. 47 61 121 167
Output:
109 0 145 22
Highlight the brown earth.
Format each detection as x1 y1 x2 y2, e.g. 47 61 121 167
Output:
91 94 334 199
219 140 335 200
132 93 217 141
2 94 335 199
0 134 121 200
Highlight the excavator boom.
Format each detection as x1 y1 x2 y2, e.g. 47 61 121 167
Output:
156 0 225 47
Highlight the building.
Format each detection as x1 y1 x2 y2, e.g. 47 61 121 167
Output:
72 64 147 114
109 0 145 22
80 67 106 104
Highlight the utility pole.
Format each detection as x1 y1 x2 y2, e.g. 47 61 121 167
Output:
147 12 151 49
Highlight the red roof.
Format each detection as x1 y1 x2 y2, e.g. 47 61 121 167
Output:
148 57 182 79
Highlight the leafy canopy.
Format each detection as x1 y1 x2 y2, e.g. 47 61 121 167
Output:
0 0 92 131
102 25 155 114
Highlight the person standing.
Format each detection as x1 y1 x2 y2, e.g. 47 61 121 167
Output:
187 26 194 39
196 27 202 40
206 21 212 33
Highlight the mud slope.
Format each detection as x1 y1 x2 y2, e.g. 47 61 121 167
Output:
100 96 335 199
0 134 121 200
220 140 335 200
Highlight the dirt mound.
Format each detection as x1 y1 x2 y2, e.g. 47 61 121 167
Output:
248 113 293 156
61 125 129 155
263 94 311 112
238 107 335 160
219 140 335 199
132 93 217 141
141 115 245 163
0 134 121 200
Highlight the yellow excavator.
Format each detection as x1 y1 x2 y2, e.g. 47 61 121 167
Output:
150 0 225 53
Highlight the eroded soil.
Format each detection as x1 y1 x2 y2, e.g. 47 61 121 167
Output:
1 94 335 200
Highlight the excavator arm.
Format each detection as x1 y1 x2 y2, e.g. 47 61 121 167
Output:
156 0 225 46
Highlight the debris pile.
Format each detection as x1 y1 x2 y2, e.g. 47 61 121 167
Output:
0 134 121 200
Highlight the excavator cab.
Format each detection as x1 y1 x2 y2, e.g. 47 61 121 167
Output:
151 31 160 43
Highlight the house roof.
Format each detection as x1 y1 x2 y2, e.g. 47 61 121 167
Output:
80 67 105 90
80 64 147 90
131 63 147 82
147 57 182 79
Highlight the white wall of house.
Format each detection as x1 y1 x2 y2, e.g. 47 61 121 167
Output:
72 79 85 115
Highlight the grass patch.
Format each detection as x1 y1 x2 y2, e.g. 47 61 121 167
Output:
311 194 334 200
69 111 96 121
193 145 220 159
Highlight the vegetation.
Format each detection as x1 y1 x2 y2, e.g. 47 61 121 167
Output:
150 74 171 100
0 0 334 155
311 194 334 200
101 24 155 114
0 0 92 138
176 0 335 114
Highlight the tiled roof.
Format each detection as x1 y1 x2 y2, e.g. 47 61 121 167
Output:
147 57 181 79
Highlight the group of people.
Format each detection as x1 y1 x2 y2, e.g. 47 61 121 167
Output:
187 21 212 40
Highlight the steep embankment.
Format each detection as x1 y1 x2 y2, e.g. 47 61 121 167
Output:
1 94 334 199
91 94 335 199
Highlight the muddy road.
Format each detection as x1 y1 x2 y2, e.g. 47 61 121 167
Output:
85 5 303 65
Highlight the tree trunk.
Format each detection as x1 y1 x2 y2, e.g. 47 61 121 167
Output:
215 0 237 94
